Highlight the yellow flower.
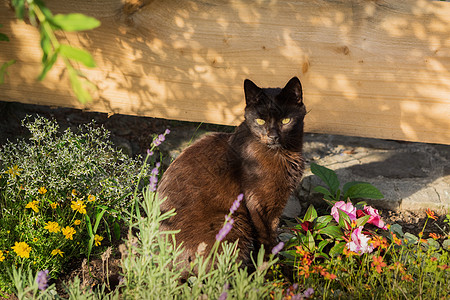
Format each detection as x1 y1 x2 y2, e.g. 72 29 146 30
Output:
25 200 39 213
71 189 77 197
38 186 47 194
71 200 86 214
62 226 76 240
7 165 23 178
50 202 58 209
51 249 64 257
0 250 5 262
44 221 60 233
74 219 81 226
12 242 31 258
33 238 38 243
87 194 96 202
94 235 104 246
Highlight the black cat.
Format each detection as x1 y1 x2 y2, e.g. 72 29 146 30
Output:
158 77 306 273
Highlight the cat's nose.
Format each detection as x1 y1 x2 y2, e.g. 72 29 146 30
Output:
268 134 279 144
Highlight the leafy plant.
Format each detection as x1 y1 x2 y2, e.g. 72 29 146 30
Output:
5 0 100 103
310 162 384 203
0 116 156 291
280 163 449 299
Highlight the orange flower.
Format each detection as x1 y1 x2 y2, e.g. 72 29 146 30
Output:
371 235 389 249
298 265 311 279
391 233 402 246
429 233 441 240
371 255 387 273
295 246 313 265
437 265 449 270
425 209 438 220
323 271 337 280
389 262 406 274
401 274 414 282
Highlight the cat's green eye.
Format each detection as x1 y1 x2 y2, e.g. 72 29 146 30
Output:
281 118 291 125
256 118 266 125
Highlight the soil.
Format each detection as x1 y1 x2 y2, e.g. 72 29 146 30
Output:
0 101 449 296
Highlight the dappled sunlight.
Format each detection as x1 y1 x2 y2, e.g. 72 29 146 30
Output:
0 0 449 144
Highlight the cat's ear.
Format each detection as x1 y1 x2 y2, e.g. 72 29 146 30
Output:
244 79 262 105
283 77 303 104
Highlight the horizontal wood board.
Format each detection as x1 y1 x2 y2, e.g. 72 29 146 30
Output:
0 0 449 144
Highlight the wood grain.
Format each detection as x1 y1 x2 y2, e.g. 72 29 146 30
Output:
1 0 449 144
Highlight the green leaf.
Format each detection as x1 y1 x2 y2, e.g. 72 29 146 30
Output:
318 240 330 252
318 226 343 239
343 183 384 200
314 215 333 230
425 238 440 250
0 60 16 84
68 68 93 103
59 44 96 68
389 223 404 238
443 239 450 251
404 232 418 245
303 204 317 222
40 29 52 62
356 215 370 227
310 163 339 195
329 242 346 257
0 33 9 42
52 13 101 32
316 215 333 225
12 0 25 19
305 230 315 251
338 209 351 229
38 53 58 81
313 185 332 197
343 181 366 196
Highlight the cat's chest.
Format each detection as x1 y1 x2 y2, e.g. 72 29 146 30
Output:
241 141 303 186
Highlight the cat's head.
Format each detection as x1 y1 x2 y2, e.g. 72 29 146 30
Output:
243 77 306 151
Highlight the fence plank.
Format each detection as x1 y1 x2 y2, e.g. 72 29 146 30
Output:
1 0 449 144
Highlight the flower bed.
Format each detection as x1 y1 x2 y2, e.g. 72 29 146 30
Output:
0 117 449 299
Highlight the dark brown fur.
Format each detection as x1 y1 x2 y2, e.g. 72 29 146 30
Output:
158 77 306 272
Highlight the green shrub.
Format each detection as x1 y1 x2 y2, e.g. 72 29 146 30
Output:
0 116 152 291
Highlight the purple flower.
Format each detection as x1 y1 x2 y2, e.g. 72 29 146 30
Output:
230 193 244 214
331 201 357 223
151 129 170 147
271 241 284 255
218 292 227 300
149 163 161 192
216 218 234 242
36 270 49 291
218 283 229 300
147 149 154 156
302 287 314 298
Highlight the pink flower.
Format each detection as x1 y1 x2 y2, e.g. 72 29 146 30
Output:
331 201 357 223
346 227 374 254
364 206 388 230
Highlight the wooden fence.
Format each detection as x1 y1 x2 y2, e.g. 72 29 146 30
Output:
1 0 449 144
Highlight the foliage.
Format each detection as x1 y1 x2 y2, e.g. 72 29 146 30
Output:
310 162 384 203
281 164 450 299
3 0 100 103
3 134 449 299
0 116 152 291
